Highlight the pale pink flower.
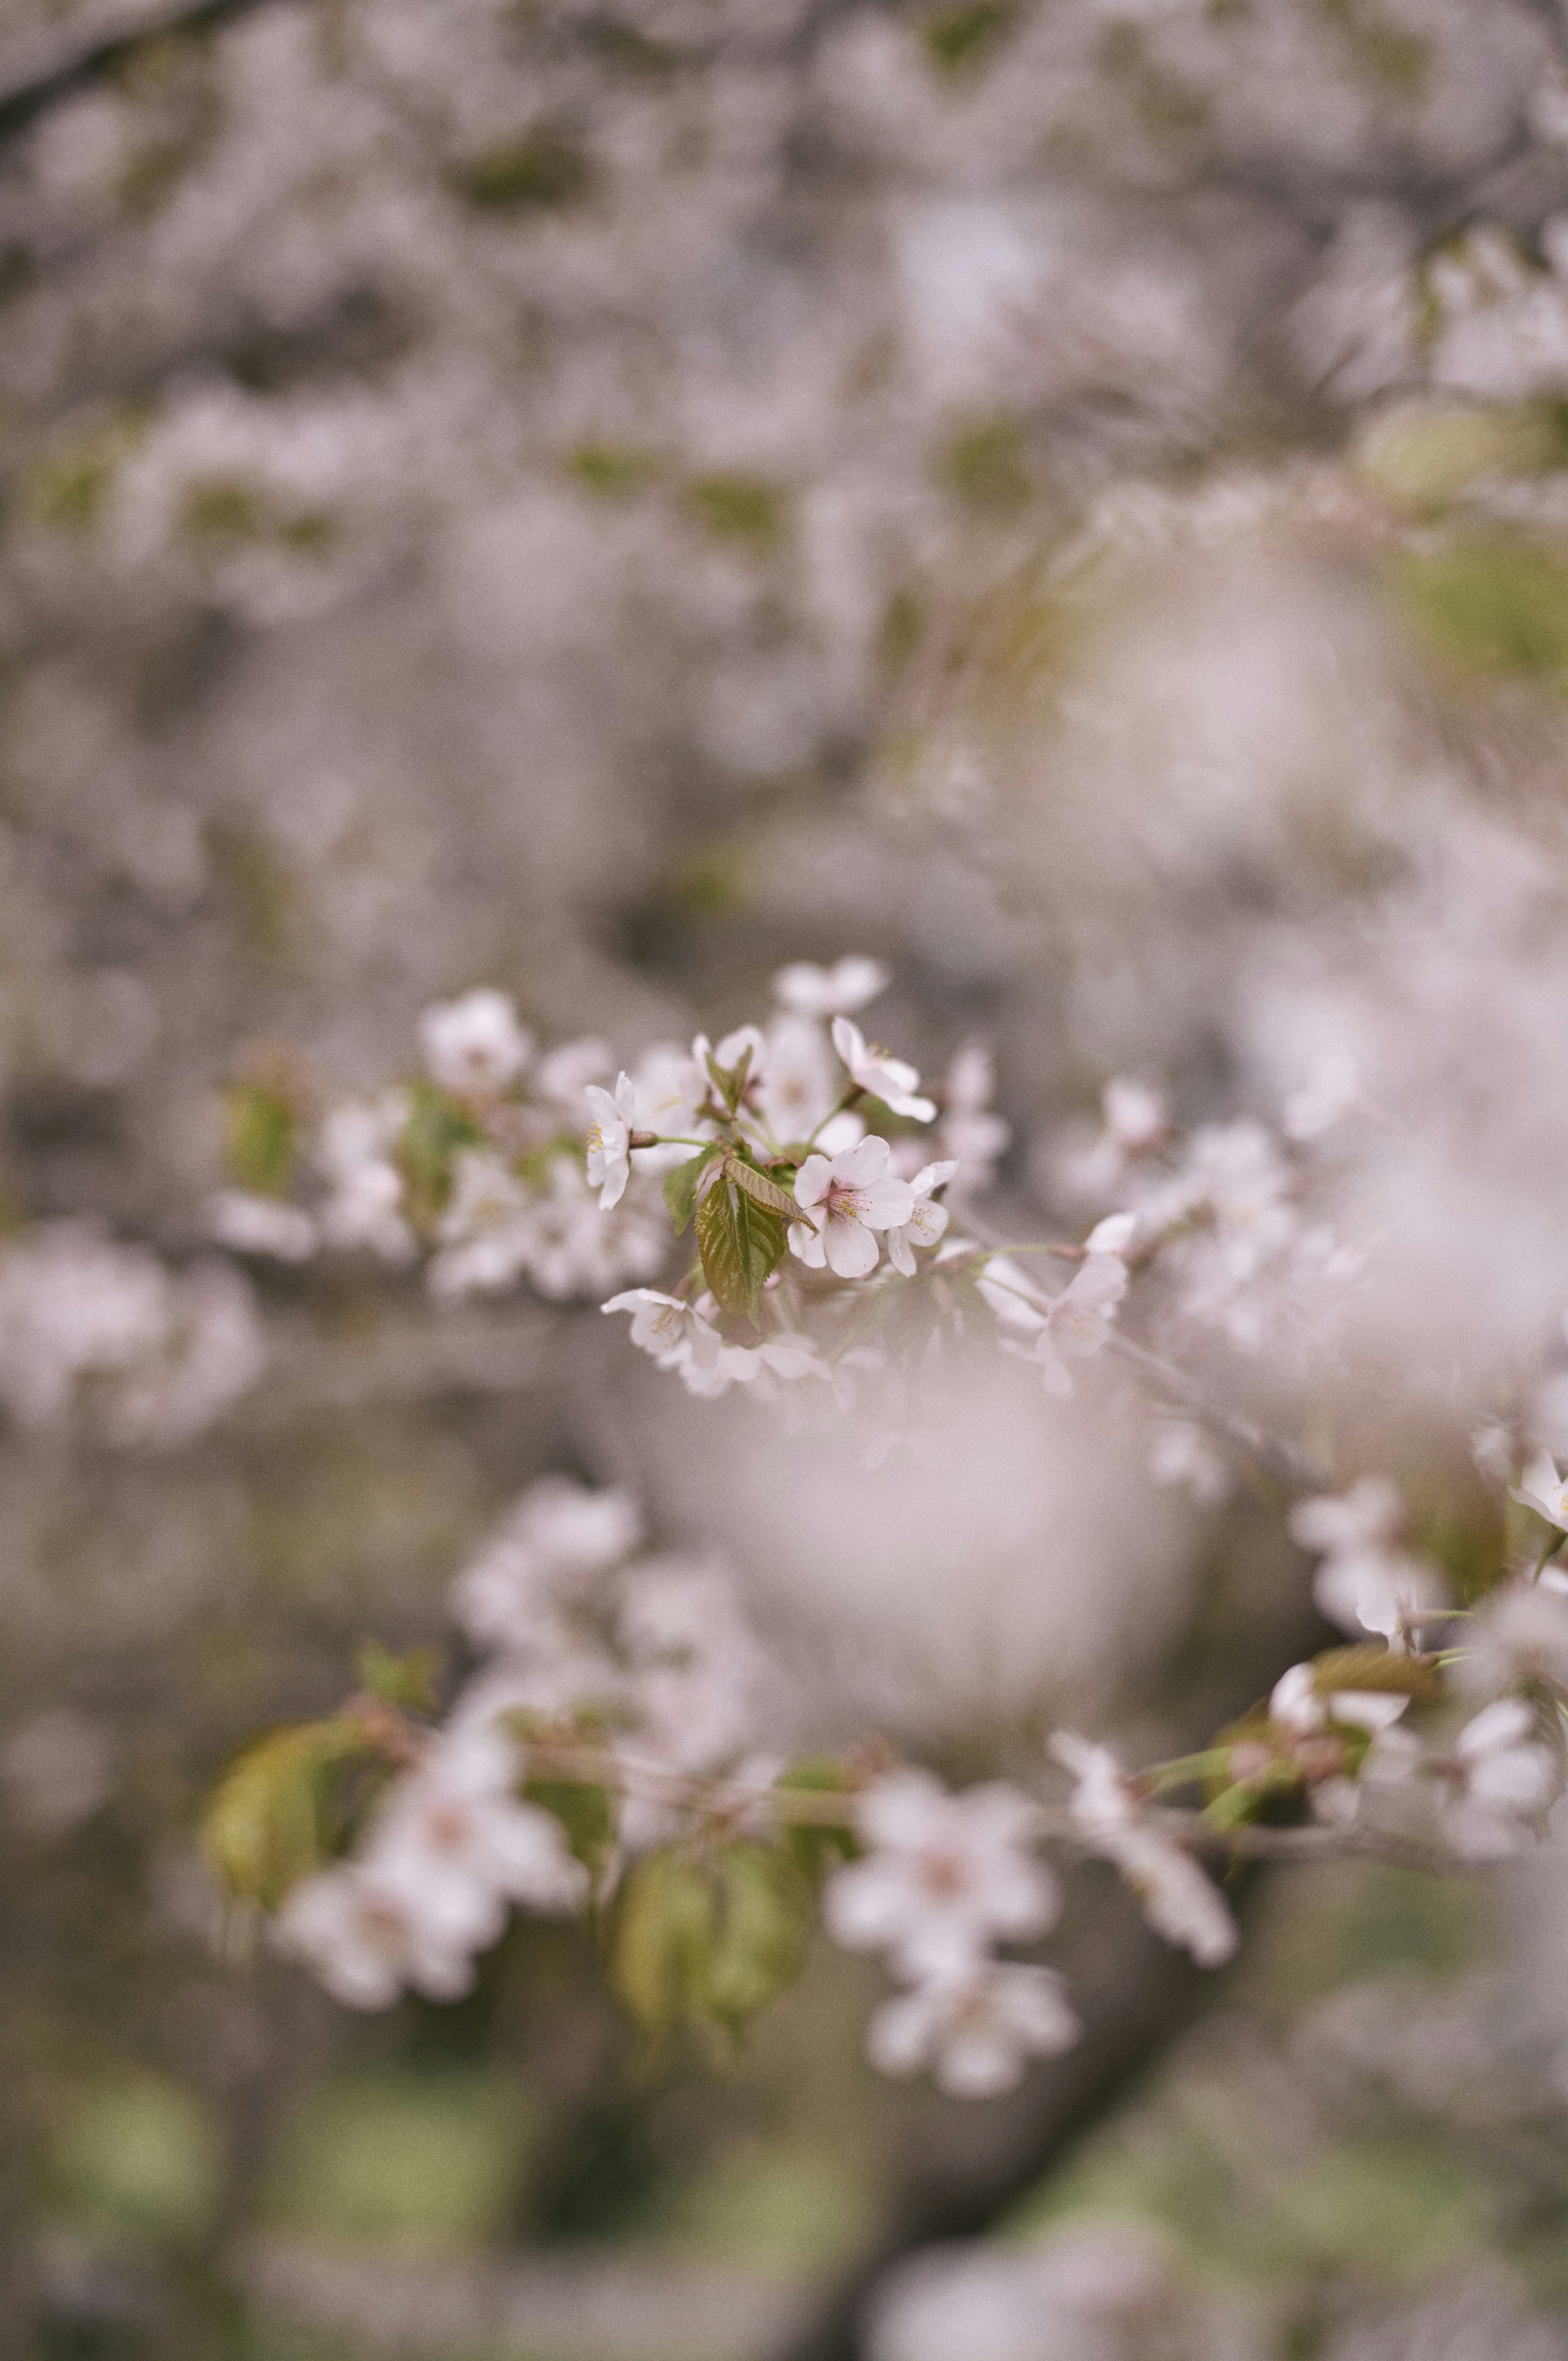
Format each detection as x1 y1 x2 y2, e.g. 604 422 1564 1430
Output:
824 1769 1056 1981
830 1017 936 1122
584 1073 637 1210
1008 1252 1129 1397
886 1160 957 1276
773 956 889 1018
419 989 532 1096
790 1137 915 1279
867 1963 1080 2098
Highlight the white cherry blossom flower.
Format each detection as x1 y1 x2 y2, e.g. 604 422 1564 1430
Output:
1104 1077 1169 1155
1049 1734 1236 1967
1148 1419 1230 1506
976 1254 1050 1333
1440 1698 1559 1859
1512 1450 1568 1530
773 956 889 1018
886 1160 957 1276
1007 1252 1129 1397
830 1017 936 1122
427 1150 536 1297
366 1724 588 1924
824 1769 1056 1981
1312 1548 1448 1650
270 1860 478 2010
1269 1662 1408 1737
420 988 533 1097
602 1287 722 1374
755 1015 837 1143
584 1072 637 1210
867 1963 1080 2098
790 1137 915 1279
1458 1582 1568 1697
317 1094 417 1263
207 1188 318 1263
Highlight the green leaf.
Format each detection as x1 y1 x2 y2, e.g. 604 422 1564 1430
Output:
728 1159 797 1220
704 1042 754 1115
695 1172 786 1325
1311 1646 1440 1699
526 1777 615 1876
396 1080 486 1231
664 1143 726 1236
606 1847 718 2038
201 1719 370 1909
355 1639 443 1715
703 1843 814 2034
223 1081 297 1197
776 1757 859 1884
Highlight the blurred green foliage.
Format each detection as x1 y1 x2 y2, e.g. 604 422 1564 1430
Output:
262 2067 536 2250
1392 534 1568 681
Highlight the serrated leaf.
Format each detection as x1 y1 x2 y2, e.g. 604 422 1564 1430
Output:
695 1174 786 1325
396 1080 487 1230
703 1842 814 2033
223 1081 296 1197
526 1776 615 1875
664 1143 725 1236
607 1846 717 2037
729 1159 798 1220
201 1718 369 1908
355 1639 443 1715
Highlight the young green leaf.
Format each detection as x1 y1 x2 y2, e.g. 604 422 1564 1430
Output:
223 1080 297 1197
695 1173 786 1324
664 1142 726 1235
201 1718 370 1908
606 1846 717 2037
526 1776 615 1876
355 1639 443 1715
702 1842 814 2033
776 1757 860 1885
728 1159 798 1220
396 1080 487 1230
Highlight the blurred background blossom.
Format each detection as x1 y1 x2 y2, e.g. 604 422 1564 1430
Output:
11 1 1568 2356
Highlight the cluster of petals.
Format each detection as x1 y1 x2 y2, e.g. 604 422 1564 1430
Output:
1287 1478 1448 1650
789 1137 917 1279
272 1721 588 2009
825 1770 1058 1981
1049 1733 1238 1968
987 1225 1132 1398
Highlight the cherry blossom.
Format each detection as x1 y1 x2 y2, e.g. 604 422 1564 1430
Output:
584 1073 637 1211
1006 1251 1129 1398
1050 1734 1237 1967
419 988 533 1098
867 1963 1081 2098
789 1137 915 1279
824 1769 1056 1981
772 956 889 1018
365 1725 589 1931
829 1017 937 1123
271 1860 479 2010
885 1160 958 1276
316 1095 416 1263
1512 1449 1568 1531
207 1188 319 1263
1439 1699 1559 1859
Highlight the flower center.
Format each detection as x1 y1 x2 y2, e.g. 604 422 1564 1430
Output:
916 1847 972 1901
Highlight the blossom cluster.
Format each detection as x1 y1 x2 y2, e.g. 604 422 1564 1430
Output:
0 1219 264 1448
214 1444 1568 2103
208 988 667 1304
